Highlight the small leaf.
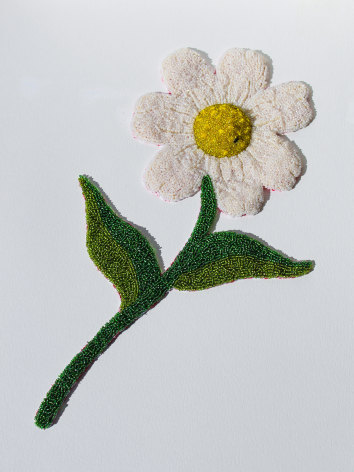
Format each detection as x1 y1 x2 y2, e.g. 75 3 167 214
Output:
173 232 313 291
79 176 161 308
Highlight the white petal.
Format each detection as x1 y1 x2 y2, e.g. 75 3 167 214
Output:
204 152 260 188
162 48 218 100
132 92 194 145
205 154 264 216
144 145 205 202
247 81 314 133
214 179 264 217
246 129 302 190
217 152 260 185
217 48 271 105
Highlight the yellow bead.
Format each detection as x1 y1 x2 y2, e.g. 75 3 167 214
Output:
193 104 252 158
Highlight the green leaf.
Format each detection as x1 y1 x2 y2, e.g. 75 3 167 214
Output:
173 231 313 291
79 176 161 308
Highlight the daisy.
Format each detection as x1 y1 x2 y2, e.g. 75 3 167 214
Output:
132 48 314 216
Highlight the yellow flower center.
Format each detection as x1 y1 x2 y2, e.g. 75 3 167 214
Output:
193 104 252 158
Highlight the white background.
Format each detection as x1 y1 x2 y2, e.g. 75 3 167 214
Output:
1 0 354 471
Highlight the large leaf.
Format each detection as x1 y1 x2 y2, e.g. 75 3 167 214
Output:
174 232 313 290
79 176 161 308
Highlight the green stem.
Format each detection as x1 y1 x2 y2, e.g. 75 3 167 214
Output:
35 278 172 429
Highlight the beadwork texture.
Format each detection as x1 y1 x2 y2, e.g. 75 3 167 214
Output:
174 255 312 291
132 48 315 216
79 176 161 308
35 175 313 429
165 174 312 289
193 104 252 158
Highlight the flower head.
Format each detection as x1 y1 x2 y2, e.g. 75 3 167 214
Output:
132 48 314 216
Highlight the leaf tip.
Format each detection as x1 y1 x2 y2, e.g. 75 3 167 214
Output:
78 175 89 188
296 260 314 276
78 175 96 200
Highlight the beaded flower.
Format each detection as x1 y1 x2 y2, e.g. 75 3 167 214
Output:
132 48 315 216
35 48 315 430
